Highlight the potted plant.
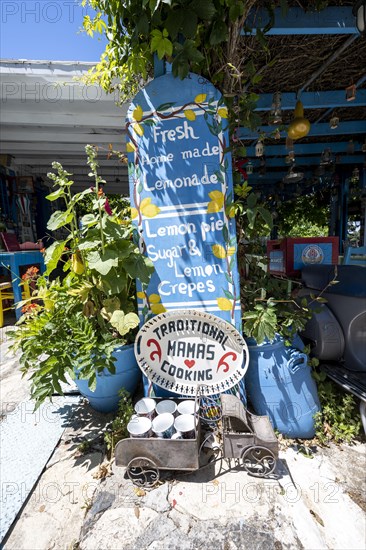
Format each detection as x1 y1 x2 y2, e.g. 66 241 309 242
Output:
9 145 154 412
232 182 321 438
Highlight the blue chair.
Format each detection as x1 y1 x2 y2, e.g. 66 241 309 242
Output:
343 246 366 266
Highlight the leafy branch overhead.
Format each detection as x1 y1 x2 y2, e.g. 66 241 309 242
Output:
82 0 274 130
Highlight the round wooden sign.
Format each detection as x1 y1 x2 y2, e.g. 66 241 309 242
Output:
135 309 249 396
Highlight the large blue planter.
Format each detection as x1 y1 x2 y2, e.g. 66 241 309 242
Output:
74 344 141 413
245 335 320 438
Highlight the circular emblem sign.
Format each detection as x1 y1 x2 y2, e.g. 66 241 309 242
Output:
135 310 249 396
301 244 324 265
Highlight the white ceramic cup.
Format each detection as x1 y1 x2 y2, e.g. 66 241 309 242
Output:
174 414 196 439
127 416 152 438
156 400 177 416
134 397 156 419
152 412 175 439
177 400 196 416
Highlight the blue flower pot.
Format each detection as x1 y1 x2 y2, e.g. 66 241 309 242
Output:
245 335 320 438
74 344 141 413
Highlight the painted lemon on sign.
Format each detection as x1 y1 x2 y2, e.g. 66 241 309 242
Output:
132 105 143 121
217 298 233 311
195 93 207 103
212 244 226 259
207 190 224 213
131 198 160 219
212 244 235 259
133 123 144 136
126 142 136 153
148 293 161 304
150 303 166 314
148 293 166 314
184 109 196 121
217 107 228 118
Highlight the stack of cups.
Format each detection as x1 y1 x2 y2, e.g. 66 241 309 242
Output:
174 400 196 439
127 398 197 439
127 397 156 438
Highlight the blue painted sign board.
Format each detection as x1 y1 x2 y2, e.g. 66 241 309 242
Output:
127 73 241 332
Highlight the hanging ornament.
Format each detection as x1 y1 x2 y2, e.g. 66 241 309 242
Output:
269 92 282 125
246 160 254 174
347 140 355 154
287 100 311 140
235 158 248 179
255 141 264 157
345 83 356 102
362 140 366 153
285 136 294 150
329 116 339 129
285 151 295 164
352 167 360 180
274 128 281 140
259 157 266 176
321 148 332 165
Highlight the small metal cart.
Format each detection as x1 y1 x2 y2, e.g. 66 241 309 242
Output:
115 392 279 487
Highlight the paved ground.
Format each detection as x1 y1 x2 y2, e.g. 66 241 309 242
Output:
1 323 365 550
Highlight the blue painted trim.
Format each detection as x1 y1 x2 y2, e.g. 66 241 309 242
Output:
244 170 312 181
239 121 366 140
244 7 358 35
246 141 365 157
251 155 365 167
255 90 366 111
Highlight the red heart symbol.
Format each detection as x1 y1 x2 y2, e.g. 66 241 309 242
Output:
184 359 195 369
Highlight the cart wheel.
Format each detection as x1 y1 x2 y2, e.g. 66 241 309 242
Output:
241 446 276 478
126 457 160 488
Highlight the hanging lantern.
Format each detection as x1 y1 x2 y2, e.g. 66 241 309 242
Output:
255 141 264 157
287 100 311 140
329 116 339 129
269 92 282 125
246 160 254 174
353 1 366 35
274 128 281 140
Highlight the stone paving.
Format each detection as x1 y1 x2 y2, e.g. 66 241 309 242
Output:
1 324 366 550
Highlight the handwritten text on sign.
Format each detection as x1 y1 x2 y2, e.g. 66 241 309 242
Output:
127 73 241 330
135 310 249 396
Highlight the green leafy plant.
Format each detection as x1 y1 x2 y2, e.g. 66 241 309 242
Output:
104 389 134 456
231 182 323 344
313 370 361 445
9 146 154 407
